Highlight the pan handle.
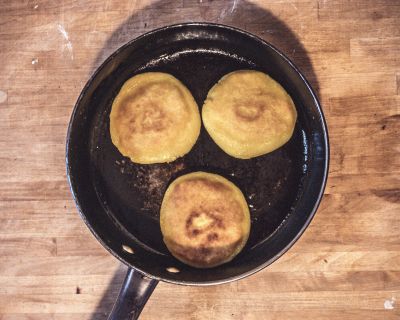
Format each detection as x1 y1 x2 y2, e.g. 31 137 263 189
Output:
108 268 158 320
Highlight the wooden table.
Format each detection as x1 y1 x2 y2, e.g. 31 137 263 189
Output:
1 0 399 319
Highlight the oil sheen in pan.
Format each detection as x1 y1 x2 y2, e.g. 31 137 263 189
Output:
89 48 308 255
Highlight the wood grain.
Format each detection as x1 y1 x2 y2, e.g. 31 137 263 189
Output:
0 0 399 319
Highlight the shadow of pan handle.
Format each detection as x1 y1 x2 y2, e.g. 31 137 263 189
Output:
108 268 158 320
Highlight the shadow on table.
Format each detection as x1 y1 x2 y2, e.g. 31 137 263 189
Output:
90 1 319 319
89 264 127 320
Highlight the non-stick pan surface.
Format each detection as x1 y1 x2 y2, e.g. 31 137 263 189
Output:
66 23 329 285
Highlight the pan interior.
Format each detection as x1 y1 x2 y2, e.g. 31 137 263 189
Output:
89 46 307 257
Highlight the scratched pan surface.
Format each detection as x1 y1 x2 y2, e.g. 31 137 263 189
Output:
66 23 329 284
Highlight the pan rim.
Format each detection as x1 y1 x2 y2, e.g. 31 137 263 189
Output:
66 22 329 286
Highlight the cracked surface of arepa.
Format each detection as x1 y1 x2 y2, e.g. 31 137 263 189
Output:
160 172 250 268
110 72 201 164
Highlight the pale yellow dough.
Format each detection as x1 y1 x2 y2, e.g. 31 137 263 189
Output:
202 70 297 159
110 72 201 164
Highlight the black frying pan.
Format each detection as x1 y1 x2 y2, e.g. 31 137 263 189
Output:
66 23 329 319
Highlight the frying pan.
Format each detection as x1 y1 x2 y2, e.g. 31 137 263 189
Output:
66 23 329 319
